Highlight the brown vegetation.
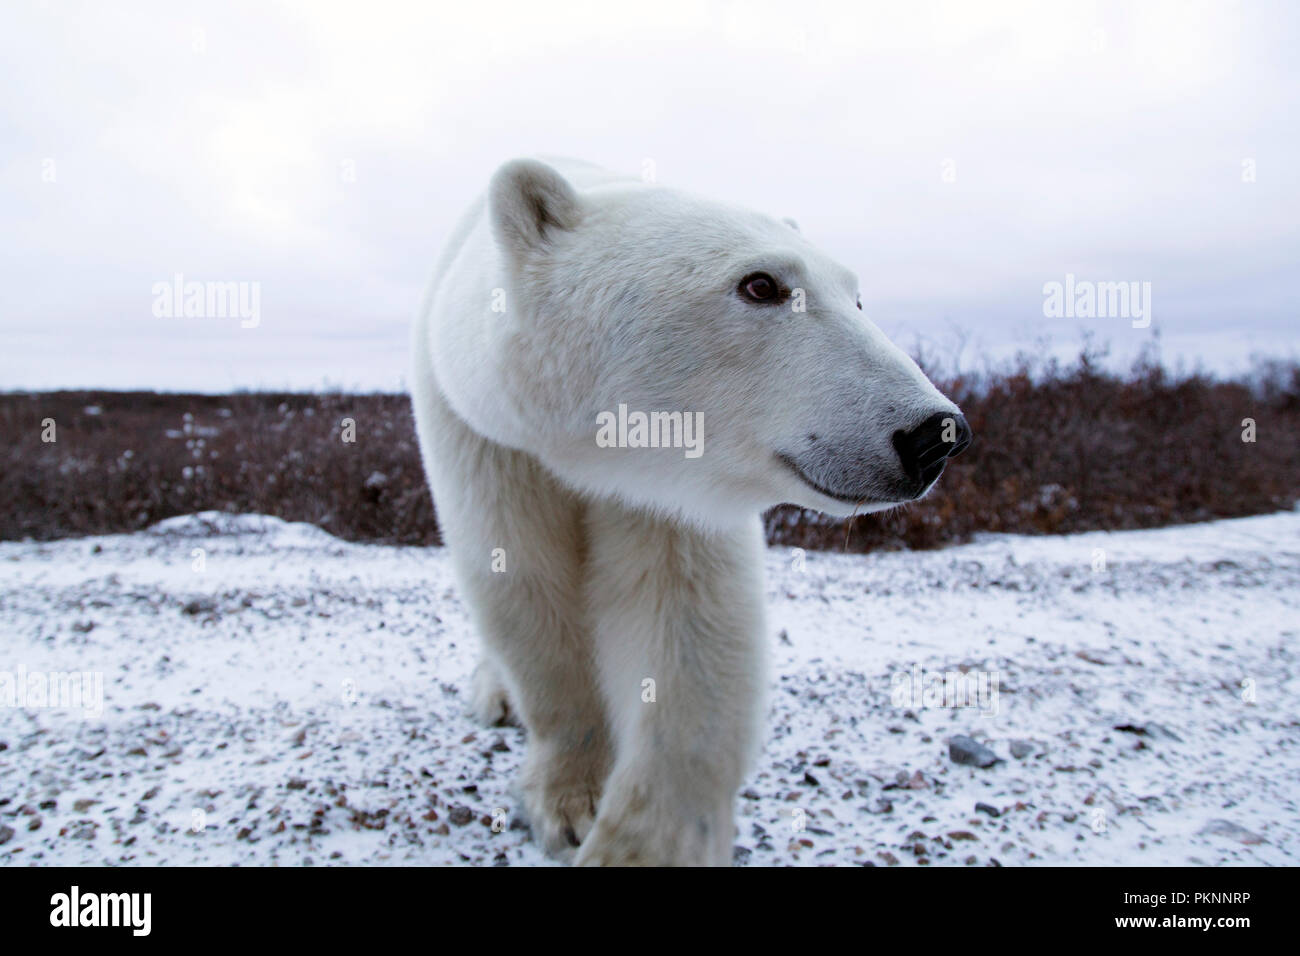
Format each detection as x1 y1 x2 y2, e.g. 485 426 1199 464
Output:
3 351 1297 552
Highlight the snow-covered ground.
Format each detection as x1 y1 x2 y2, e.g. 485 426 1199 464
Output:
2 509 1297 867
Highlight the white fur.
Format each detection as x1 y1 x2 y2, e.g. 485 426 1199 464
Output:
410 158 962 865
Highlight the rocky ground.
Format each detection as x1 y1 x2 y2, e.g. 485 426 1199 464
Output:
1 509 1297 866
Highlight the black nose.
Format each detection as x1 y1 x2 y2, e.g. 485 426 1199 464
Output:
892 412 972 486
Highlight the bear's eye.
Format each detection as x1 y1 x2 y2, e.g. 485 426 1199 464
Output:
738 272 780 303
856 296 862 311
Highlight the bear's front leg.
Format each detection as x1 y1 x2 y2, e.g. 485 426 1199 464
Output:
452 531 613 861
576 503 768 867
414 380 613 860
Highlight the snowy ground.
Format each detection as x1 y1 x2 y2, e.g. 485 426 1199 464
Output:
1 509 1297 867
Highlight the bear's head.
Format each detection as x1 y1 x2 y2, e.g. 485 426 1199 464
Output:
475 158 971 527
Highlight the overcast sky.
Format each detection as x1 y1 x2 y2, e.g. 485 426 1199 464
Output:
2 0 1296 391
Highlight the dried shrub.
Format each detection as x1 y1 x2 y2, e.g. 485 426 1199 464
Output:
3 351 1296 552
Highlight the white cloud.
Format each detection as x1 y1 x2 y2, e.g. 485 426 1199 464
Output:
1 0 1296 389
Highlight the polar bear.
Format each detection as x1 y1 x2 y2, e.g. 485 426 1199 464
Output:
410 158 971 866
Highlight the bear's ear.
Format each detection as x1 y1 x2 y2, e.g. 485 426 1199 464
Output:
782 217 800 232
489 159 583 263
